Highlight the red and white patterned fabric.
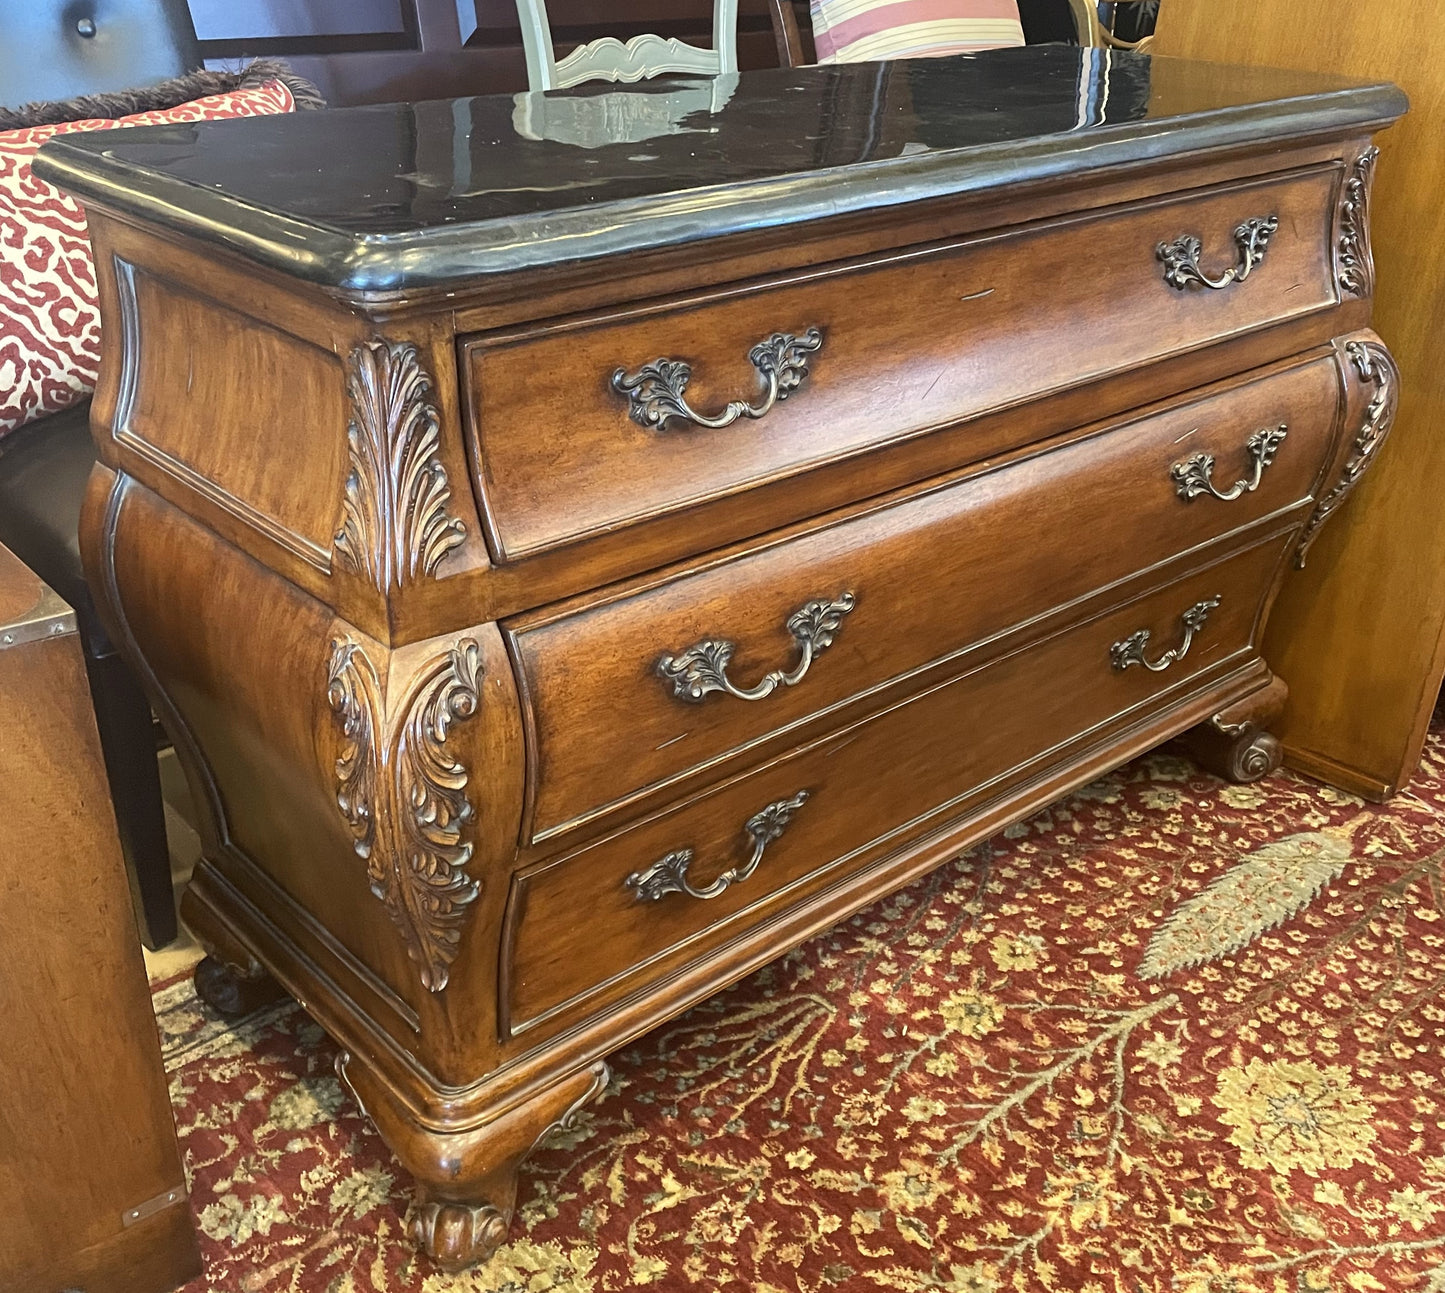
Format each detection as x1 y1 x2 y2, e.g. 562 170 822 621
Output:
0 79 296 438
809 0 1024 63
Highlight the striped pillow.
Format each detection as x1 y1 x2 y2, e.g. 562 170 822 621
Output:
810 0 1025 63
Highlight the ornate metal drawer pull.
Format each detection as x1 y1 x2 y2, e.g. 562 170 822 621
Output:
1157 215 1278 291
657 592 856 703
1110 596 1221 673
1172 424 1288 502
626 791 810 903
612 327 823 432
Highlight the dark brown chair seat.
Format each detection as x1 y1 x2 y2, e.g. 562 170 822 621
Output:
0 0 204 949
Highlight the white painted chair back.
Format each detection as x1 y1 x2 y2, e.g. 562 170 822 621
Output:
515 0 740 92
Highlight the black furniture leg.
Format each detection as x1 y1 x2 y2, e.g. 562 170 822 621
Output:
84 650 176 949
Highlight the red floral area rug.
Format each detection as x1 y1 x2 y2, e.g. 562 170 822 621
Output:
162 721 1445 1293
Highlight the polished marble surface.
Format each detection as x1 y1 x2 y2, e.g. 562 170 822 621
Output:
34 46 1405 290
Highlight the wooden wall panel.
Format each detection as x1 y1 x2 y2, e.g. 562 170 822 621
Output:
191 0 412 45
1154 5 1445 800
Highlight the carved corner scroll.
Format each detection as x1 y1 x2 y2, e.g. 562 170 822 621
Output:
1336 146 1379 298
326 635 484 992
1294 339 1399 568
333 340 466 590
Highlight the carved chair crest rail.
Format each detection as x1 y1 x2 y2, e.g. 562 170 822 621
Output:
515 0 741 91
32 47 1405 1271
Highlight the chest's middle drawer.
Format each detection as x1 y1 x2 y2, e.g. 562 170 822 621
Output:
508 350 1343 844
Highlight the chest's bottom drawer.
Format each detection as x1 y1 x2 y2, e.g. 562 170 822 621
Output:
501 533 1290 1038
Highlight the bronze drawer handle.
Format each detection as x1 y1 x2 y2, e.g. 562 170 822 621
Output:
1110 596 1221 673
1157 215 1278 291
657 591 856 703
1171 425 1288 502
625 790 810 902
612 327 823 431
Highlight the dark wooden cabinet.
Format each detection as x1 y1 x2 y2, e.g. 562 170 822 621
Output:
33 47 1405 1273
0 546 199 1293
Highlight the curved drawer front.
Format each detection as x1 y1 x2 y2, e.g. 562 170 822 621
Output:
503 536 1290 1036
467 166 1340 560
509 352 1342 841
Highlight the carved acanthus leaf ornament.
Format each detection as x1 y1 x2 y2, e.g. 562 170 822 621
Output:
326 635 484 992
1295 340 1399 568
333 340 466 590
1337 146 1379 297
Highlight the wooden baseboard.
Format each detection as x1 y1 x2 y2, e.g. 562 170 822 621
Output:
1283 743 1396 803
21 1200 201 1293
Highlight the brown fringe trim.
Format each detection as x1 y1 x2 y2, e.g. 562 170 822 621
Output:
235 58 327 113
0 59 324 131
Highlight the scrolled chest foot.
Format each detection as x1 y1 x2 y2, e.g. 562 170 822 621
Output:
1177 674 1288 784
1192 724 1284 784
193 953 287 1018
183 881 288 1017
336 1050 610 1272
410 1199 511 1273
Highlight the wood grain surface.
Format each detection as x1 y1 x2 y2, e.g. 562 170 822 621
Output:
1153 7 1444 800
63 74 1403 1271
0 544 200 1293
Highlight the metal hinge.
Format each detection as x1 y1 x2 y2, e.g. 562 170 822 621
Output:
121 1183 188 1228
0 584 75 651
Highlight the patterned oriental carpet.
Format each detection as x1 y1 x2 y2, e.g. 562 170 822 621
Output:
159 715 1445 1293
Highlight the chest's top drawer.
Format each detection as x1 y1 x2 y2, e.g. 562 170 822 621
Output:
467 167 1341 562
508 348 1345 843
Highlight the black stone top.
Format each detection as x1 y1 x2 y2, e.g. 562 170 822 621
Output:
33 46 1405 293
